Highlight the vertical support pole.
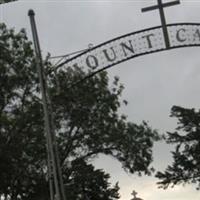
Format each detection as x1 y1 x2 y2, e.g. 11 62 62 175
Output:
28 9 66 200
157 0 170 48
47 143 54 200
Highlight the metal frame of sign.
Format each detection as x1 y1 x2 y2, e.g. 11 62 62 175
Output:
28 1 200 200
56 23 200 86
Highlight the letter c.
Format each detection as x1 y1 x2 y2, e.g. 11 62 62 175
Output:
176 28 186 42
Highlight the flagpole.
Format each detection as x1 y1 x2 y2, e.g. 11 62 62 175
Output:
28 9 66 200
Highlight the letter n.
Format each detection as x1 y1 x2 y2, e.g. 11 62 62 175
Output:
120 40 135 57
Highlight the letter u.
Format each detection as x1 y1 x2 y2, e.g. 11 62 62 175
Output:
103 47 117 62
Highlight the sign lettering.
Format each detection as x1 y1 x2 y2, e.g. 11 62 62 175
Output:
57 23 200 75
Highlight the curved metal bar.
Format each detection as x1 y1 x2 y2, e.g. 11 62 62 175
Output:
68 45 200 89
53 23 200 90
56 23 200 70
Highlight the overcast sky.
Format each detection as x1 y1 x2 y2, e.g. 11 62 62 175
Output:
1 0 200 200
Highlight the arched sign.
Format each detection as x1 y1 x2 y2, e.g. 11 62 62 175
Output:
28 2 200 200
55 0 200 79
57 23 200 73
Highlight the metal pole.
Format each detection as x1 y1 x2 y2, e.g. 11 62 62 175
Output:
28 9 66 200
157 0 170 49
47 141 54 200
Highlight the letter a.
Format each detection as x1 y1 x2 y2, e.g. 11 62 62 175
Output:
193 29 200 42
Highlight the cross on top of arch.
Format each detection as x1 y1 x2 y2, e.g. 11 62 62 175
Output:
142 0 180 48
132 190 138 198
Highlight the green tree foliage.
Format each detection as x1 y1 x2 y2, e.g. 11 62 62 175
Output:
156 106 200 189
0 23 160 199
0 23 46 200
0 0 17 4
65 160 120 200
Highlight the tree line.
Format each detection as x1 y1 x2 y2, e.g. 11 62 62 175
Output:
0 12 199 200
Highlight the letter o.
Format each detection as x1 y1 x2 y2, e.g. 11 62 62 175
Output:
86 55 99 69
